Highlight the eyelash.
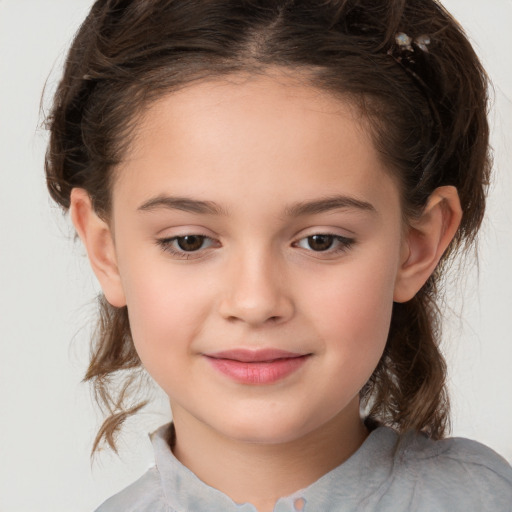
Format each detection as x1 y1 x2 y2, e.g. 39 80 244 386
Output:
156 233 355 260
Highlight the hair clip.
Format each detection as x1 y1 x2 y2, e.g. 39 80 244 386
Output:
395 32 413 52
394 32 431 54
414 34 431 53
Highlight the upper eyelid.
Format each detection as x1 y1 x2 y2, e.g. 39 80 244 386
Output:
292 225 357 238
292 230 355 243
155 224 216 237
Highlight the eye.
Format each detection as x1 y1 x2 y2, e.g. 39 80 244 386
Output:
156 235 218 258
294 234 354 254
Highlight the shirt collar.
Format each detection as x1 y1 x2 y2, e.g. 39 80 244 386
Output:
150 423 400 512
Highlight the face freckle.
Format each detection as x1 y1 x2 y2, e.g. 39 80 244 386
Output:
109 72 405 446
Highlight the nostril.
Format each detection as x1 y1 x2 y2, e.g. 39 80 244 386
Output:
225 314 281 324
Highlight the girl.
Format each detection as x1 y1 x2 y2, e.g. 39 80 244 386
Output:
43 0 512 510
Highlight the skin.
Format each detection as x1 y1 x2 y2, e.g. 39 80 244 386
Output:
71 72 462 512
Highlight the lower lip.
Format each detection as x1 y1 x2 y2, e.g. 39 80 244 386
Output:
205 355 309 385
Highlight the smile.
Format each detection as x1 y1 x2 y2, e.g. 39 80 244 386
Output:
203 349 311 385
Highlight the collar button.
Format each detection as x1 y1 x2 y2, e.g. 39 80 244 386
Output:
294 497 306 511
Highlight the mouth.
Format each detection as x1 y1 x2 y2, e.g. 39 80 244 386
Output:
203 349 311 385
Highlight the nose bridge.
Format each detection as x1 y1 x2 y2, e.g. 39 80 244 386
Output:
219 242 293 325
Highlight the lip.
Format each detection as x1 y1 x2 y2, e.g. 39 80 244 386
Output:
203 349 310 385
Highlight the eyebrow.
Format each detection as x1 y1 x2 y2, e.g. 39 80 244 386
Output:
284 195 376 217
137 194 376 217
138 196 229 215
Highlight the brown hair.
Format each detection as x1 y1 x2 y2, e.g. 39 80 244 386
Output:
45 0 490 453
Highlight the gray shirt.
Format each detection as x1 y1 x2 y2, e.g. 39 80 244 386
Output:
95 423 512 511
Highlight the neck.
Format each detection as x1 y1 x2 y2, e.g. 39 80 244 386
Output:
171 399 368 512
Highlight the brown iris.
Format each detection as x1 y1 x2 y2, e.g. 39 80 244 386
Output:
307 235 334 251
176 235 205 251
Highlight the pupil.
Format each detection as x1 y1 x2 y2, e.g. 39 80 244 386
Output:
308 235 333 251
177 235 204 251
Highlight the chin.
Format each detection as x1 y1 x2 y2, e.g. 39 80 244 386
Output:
213 411 314 446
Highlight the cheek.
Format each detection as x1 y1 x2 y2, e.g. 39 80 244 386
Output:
302 247 398 366
118 258 212 364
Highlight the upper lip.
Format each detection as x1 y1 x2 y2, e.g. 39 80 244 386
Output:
203 348 308 363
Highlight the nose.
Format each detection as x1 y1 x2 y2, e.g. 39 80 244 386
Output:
218 248 294 326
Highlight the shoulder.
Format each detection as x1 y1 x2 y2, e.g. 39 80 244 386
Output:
398 430 512 481
94 466 173 512
393 430 512 510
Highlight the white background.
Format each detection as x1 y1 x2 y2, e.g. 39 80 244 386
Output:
0 1 511 511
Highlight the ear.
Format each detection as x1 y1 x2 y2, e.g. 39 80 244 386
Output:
393 186 462 303
70 188 126 307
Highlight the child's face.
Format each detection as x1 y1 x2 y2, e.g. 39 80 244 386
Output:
109 73 406 444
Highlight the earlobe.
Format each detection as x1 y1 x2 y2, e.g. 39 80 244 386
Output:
393 186 462 303
70 188 127 307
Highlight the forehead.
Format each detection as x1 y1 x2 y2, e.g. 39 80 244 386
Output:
113 72 400 217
